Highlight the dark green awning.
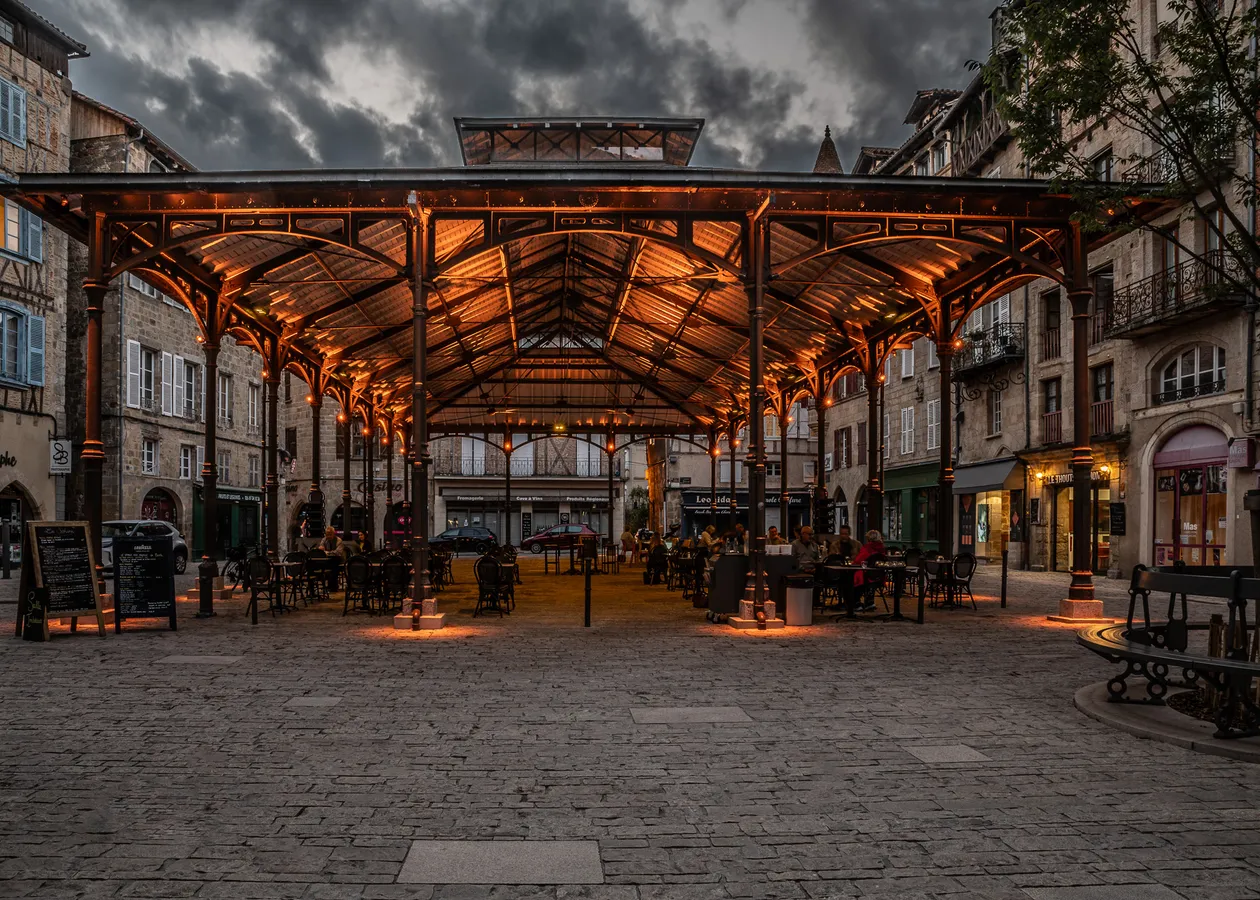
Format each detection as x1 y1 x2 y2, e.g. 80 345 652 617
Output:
952 459 1022 494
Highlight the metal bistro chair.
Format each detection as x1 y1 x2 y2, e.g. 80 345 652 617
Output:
666 550 683 591
817 554 847 609
473 554 508 617
282 550 308 607
305 547 331 602
922 554 948 608
683 550 708 605
247 556 280 618
862 552 890 611
380 556 411 614
949 552 978 609
343 555 373 616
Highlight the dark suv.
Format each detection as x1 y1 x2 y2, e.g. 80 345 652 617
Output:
429 525 498 554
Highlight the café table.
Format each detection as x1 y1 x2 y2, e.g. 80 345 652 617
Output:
271 560 305 610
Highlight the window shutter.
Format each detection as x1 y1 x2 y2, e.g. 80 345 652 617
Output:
22 209 40 263
996 294 1011 324
13 85 24 145
173 355 185 417
0 82 10 142
857 422 867 465
195 445 204 483
902 346 914 378
199 365 205 422
126 340 141 408
25 314 43 386
160 352 173 415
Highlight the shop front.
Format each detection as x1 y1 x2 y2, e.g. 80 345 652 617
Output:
953 458 1025 564
436 487 611 546
1028 466 1114 575
192 486 261 556
880 462 940 552
1151 424 1230 567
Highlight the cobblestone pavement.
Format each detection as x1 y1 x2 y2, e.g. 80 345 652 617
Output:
2 560 1259 899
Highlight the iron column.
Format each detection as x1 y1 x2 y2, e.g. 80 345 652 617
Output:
264 345 280 558
1065 223 1099 617
197 299 221 618
341 405 352 540
779 406 789 536
864 348 882 535
937 330 955 554
747 214 767 609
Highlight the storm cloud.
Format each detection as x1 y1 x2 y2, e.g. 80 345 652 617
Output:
39 0 995 172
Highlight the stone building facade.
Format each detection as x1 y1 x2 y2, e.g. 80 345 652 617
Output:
824 0 1257 576
0 3 85 554
65 94 274 566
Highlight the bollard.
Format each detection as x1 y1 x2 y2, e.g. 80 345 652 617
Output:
583 555 592 628
1000 549 1008 609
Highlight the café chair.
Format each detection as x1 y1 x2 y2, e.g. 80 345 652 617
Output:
246 556 280 618
282 550 308 607
949 552 978 609
473 554 507 617
305 547 331 601
922 555 948 607
343 555 372 616
817 554 847 609
380 556 411 614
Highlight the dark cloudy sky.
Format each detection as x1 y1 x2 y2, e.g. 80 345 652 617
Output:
40 0 997 172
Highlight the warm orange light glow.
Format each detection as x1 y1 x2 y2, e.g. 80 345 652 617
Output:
362 426 371 436
195 334 205 344
1035 470 1045 480
877 372 887 384
305 394 314 405
337 412 347 423
1099 464 1111 477
953 338 963 349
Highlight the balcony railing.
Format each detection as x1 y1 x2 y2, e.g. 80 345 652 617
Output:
431 453 608 478
1154 380 1226 407
1091 399 1114 437
1042 410 1063 445
1041 328 1061 361
951 105 1009 176
1122 142 1237 185
954 323 1026 377
1107 250 1248 337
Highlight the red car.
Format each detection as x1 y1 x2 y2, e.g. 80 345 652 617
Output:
522 523 600 553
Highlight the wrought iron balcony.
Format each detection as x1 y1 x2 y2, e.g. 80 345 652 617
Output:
954 323 1026 377
951 105 1009 176
1091 399 1114 437
1122 143 1236 185
1041 409 1063 445
1154 380 1226 407
431 452 608 478
1106 250 1248 338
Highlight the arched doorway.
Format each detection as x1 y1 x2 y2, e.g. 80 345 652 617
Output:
141 488 179 531
331 500 368 538
833 486 848 533
1153 424 1229 567
0 481 36 563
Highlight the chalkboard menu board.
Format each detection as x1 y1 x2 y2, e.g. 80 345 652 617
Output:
1110 502 1127 536
17 521 104 640
113 535 176 631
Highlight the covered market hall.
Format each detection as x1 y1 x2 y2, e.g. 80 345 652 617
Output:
7 117 1159 625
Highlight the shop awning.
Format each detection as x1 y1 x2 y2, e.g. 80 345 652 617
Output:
882 462 940 492
952 458 1022 494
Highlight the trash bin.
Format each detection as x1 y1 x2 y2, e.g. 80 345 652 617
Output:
784 573 813 626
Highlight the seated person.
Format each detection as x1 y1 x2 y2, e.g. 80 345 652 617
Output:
645 536 669 585
791 525 822 573
853 529 887 611
766 525 787 546
831 525 861 562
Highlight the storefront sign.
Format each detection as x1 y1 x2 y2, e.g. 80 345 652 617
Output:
1041 471 1107 485
521 512 532 537
1229 438 1255 469
49 440 71 475
18 521 104 640
560 512 570 524
1110 503 1127 536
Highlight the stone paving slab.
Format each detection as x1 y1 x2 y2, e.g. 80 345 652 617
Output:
2 561 1259 898
900 743 991 763
629 706 752 724
397 840 604 884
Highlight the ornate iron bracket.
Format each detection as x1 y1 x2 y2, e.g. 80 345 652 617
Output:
959 368 1026 401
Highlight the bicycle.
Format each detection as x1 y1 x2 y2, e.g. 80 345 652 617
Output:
221 543 262 590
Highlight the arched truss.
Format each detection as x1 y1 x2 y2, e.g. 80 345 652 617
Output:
11 169 1163 441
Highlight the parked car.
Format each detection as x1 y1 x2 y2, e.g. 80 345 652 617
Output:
102 520 189 574
429 525 498 555
522 523 600 554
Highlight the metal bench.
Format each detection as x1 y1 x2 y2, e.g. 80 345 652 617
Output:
1077 565 1260 739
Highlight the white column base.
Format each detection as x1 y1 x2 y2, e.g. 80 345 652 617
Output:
394 612 447 630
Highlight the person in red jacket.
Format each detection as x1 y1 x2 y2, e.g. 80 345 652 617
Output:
852 529 887 611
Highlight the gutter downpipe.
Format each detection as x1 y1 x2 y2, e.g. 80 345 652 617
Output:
1248 0 1258 431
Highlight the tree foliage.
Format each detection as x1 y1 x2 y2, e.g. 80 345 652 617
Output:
981 0 1259 290
626 485 650 532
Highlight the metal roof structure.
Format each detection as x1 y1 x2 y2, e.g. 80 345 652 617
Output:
11 166 1156 439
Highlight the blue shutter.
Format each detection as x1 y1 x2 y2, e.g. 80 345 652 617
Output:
13 85 24 145
0 82 10 143
21 209 40 262
25 314 43 386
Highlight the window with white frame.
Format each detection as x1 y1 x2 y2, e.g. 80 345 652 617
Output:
765 461 781 477
576 435 604 477
884 354 894 382
883 413 890 458
901 346 914 379
2 200 40 262
179 445 193 480
139 347 155 409
719 458 745 483
178 358 196 419
1157 344 1226 404
927 399 941 450
928 339 939 369
248 454 260 488
932 142 947 173
217 449 231 484
988 389 1003 435
126 272 173 304
0 303 41 386
0 17 14 44
247 383 261 433
900 407 915 455
141 438 158 475
0 78 26 147
218 373 233 427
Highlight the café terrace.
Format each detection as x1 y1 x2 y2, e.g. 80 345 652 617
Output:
5 117 1161 624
